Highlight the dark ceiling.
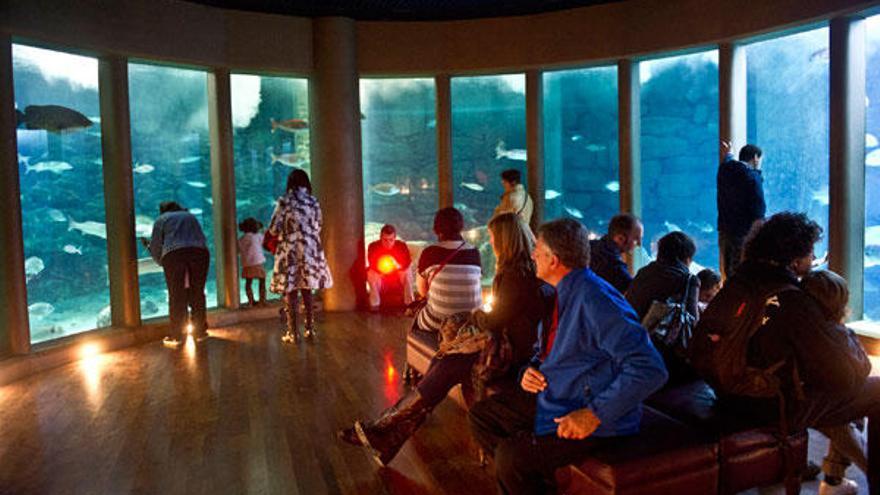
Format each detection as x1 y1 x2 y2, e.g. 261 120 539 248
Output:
184 0 625 21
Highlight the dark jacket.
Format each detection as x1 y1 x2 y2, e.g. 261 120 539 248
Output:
148 210 207 264
473 268 554 378
589 236 632 294
626 260 700 322
626 260 700 385
732 261 865 399
717 154 766 238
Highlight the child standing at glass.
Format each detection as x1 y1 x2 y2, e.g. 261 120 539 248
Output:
238 217 267 307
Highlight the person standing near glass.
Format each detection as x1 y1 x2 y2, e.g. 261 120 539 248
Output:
268 169 333 343
717 139 766 278
144 201 210 347
492 169 533 226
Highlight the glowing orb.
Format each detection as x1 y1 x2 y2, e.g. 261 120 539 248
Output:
377 255 397 275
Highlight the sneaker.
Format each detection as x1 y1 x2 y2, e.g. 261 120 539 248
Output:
818 478 859 495
281 332 298 344
162 336 182 347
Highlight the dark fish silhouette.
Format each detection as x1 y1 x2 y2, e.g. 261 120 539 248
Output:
15 105 93 133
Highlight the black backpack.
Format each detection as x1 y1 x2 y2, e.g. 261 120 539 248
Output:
688 275 798 398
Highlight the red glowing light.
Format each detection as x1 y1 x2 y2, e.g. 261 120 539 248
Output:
377 255 397 275
386 364 396 383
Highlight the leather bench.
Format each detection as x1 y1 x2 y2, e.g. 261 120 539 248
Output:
555 406 720 495
405 328 811 494
645 380 808 494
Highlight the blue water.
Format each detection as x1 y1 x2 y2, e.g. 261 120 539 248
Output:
12 21 880 345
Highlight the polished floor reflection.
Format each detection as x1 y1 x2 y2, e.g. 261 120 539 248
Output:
0 313 493 495
0 312 873 494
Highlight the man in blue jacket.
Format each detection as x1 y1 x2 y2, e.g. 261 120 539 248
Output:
469 218 668 495
717 140 766 278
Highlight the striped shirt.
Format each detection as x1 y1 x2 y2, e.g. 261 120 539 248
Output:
416 240 482 332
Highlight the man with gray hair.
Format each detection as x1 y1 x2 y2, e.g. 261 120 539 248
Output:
468 218 668 495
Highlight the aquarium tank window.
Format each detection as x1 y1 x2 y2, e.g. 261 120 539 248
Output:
451 74 526 284
543 66 619 234
361 78 438 247
865 14 880 321
640 50 720 271
12 44 109 344
129 62 216 318
746 27 830 263
231 74 309 304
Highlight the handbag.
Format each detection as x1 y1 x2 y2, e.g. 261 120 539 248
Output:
471 331 514 400
262 232 279 254
404 241 467 318
642 273 697 358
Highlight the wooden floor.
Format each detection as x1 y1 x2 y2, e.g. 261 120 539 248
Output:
0 312 495 495
0 312 872 495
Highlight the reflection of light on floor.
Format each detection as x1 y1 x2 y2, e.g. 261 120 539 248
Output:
78 343 106 408
383 351 399 404
184 334 196 359
185 322 194 335
386 363 396 383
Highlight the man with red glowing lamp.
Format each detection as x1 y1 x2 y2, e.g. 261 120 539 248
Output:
367 224 414 311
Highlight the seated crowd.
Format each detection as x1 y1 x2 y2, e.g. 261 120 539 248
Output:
342 197 878 494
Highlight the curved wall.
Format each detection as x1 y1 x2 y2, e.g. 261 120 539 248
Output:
1 0 876 73
0 0 312 73
357 0 876 73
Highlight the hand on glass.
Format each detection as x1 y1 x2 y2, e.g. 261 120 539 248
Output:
520 367 547 394
720 139 732 161
554 408 601 440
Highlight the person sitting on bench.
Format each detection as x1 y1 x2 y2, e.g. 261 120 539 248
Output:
468 218 668 495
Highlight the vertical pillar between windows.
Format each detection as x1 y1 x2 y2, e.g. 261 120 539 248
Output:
526 70 544 230
99 56 141 327
435 74 453 209
719 43 747 152
311 17 363 311
718 43 748 279
208 68 240 309
829 16 866 320
618 59 642 273
0 35 29 355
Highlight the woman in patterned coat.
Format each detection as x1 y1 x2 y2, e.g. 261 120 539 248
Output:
268 169 333 342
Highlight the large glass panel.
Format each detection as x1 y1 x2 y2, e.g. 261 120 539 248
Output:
230 74 309 304
543 66 619 234
13 45 108 343
865 15 880 321
451 74 526 283
640 50 719 270
746 27 830 261
129 63 215 318
361 78 438 246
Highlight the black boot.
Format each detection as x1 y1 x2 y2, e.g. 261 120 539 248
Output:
303 291 316 339
338 390 431 466
281 296 299 344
